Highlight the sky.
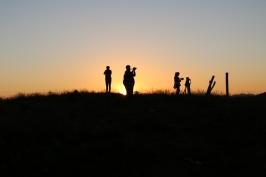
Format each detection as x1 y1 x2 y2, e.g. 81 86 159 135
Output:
1 0 266 97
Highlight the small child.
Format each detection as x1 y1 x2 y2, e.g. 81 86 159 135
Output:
184 77 191 94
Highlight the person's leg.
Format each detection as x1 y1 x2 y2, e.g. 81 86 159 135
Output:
131 87 134 96
109 79 112 93
125 87 129 97
105 80 108 93
188 85 190 94
106 82 110 93
107 82 110 93
176 87 180 95
129 87 133 99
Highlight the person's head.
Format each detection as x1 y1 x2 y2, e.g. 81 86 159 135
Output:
175 72 180 77
126 65 130 70
186 77 190 80
106 66 110 70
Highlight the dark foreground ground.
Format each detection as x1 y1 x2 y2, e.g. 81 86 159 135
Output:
0 91 266 177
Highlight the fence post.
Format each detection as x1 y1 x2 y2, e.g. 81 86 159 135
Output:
226 72 229 114
205 75 216 102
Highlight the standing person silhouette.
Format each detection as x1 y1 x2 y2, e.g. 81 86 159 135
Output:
184 77 191 94
123 65 136 99
104 66 112 93
174 72 183 95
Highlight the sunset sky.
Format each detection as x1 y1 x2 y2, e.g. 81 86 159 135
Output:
1 0 266 97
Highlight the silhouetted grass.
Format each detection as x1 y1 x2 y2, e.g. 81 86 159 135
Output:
0 90 265 176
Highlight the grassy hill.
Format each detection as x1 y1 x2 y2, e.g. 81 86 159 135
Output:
0 91 265 176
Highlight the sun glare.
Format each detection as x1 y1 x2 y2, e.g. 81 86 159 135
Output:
120 90 126 95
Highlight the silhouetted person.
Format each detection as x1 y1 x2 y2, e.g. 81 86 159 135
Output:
184 77 191 94
174 72 183 95
104 66 112 93
123 65 136 99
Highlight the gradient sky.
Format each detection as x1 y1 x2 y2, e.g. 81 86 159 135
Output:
1 0 266 97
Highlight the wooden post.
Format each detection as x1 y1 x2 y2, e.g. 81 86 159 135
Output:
226 72 229 114
205 75 216 102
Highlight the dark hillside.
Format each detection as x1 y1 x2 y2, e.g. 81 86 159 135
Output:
256 92 266 97
0 92 265 176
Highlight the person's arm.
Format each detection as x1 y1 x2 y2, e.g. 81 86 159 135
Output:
132 70 136 77
177 77 180 82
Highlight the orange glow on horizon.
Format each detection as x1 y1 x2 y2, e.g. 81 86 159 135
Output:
120 90 127 95
1 52 265 97
116 86 127 95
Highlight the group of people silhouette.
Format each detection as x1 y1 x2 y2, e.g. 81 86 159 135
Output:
104 65 136 99
104 65 191 98
174 72 191 95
